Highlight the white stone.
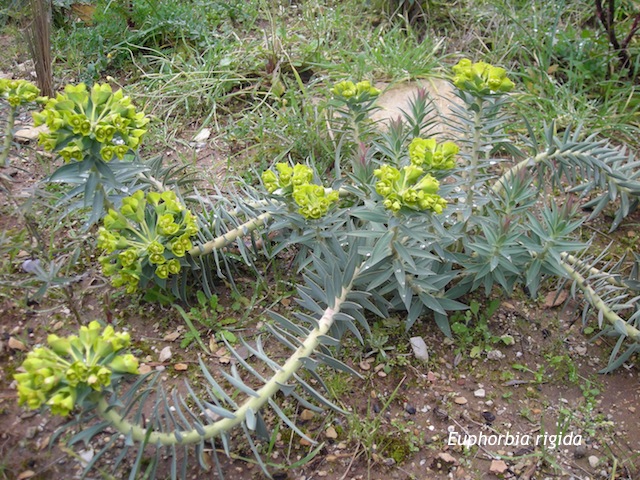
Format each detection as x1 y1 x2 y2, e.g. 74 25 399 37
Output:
410 336 429 362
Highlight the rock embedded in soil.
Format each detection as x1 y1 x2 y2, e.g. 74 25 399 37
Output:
588 455 599 468
486 349 505 360
473 388 486 398
482 411 496 423
574 445 587 459
410 336 429 362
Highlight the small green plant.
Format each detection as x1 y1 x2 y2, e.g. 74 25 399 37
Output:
545 353 579 383
450 299 514 358
0 78 40 167
180 291 238 348
512 363 547 384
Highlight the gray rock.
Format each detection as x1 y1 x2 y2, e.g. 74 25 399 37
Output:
410 336 429 362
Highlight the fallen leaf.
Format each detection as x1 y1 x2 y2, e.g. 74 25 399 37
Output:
8 337 27 351
299 437 313 446
437 452 457 464
174 363 188 371
359 361 370 371
543 290 568 308
158 346 172 362
214 346 228 357
427 371 437 383
489 459 508 474
17 471 35 480
454 396 468 405
139 364 152 374
219 356 231 365
163 331 181 342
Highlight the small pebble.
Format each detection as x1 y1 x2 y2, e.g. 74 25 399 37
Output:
405 404 416 415
474 388 486 398
482 411 496 423
588 455 599 468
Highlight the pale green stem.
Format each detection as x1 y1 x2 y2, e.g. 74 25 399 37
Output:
559 257 640 342
465 100 483 209
491 151 551 196
187 189 349 256
188 212 272 257
1 105 17 167
560 252 625 288
97 265 361 445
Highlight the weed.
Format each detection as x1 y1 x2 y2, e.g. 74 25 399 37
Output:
450 299 514 358
176 291 239 350
512 363 547 384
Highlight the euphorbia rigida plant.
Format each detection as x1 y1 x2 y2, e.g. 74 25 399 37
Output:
15 60 640 478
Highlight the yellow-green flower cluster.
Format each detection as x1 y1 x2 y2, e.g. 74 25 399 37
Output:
452 59 515 95
262 163 340 219
292 184 340 219
330 80 381 101
408 138 459 171
32 83 149 163
262 163 313 194
374 164 447 214
98 190 199 292
14 321 139 416
0 79 40 107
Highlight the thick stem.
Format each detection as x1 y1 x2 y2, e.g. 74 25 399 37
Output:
97 265 362 445
560 252 625 288
559 257 640 342
1 105 17 167
465 101 483 209
188 212 272 257
491 151 549 196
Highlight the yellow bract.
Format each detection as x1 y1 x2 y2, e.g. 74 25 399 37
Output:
15 321 139 416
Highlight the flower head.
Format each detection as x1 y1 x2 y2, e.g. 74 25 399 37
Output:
292 184 340 219
331 80 381 100
32 82 149 162
98 190 199 290
374 163 446 214
409 138 459 170
0 79 40 107
15 322 139 416
262 162 314 194
452 59 515 95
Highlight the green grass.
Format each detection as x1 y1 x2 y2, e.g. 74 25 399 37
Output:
11 0 629 175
